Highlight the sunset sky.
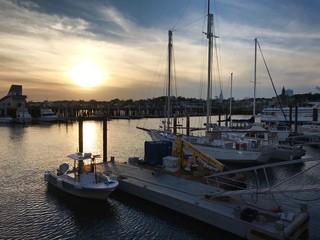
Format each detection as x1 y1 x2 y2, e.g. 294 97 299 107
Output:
0 0 319 102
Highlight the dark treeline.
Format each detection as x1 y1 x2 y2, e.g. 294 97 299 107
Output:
27 92 320 118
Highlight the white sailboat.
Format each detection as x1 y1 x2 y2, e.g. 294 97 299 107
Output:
146 2 275 164
225 38 305 161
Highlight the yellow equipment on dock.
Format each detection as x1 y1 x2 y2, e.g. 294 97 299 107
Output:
174 135 225 172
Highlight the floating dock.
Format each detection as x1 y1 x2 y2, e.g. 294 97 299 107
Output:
99 161 309 240
75 116 310 239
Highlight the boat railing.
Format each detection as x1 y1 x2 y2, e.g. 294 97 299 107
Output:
205 174 247 191
204 157 320 196
287 133 320 146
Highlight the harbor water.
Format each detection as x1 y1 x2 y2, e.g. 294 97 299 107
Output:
1 117 320 239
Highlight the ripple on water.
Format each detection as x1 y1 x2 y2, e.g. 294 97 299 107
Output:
1 122 319 239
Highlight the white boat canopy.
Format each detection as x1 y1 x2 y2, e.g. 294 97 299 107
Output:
67 153 100 161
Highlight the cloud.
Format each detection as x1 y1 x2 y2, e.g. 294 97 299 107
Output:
0 0 319 101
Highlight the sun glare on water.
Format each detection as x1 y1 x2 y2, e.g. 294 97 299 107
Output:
69 60 105 88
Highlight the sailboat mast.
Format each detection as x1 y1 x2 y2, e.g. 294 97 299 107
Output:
229 73 233 120
253 38 257 118
206 0 213 132
167 30 173 131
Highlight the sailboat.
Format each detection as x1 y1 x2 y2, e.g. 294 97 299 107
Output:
144 2 275 164
145 29 175 140
221 39 305 161
250 38 306 160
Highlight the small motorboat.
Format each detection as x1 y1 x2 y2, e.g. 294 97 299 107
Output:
44 152 119 200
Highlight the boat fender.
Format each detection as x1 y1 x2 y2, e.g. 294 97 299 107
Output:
236 143 240 150
242 143 247 151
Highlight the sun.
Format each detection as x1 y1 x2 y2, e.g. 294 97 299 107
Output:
69 60 105 88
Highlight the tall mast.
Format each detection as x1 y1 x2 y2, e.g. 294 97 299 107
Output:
229 72 233 121
206 0 213 132
167 30 173 131
253 38 257 118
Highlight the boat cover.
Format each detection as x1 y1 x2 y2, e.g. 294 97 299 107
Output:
67 153 93 161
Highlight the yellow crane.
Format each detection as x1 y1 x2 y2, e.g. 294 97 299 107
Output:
173 135 225 172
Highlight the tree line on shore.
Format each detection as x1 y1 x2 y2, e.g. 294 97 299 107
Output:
27 92 320 116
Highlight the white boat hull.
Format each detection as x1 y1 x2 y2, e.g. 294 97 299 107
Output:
271 144 306 161
40 109 60 122
195 144 272 164
44 171 118 200
14 109 33 123
148 130 272 164
0 117 13 123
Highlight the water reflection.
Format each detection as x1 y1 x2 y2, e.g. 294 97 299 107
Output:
45 184 118 239
1 119 320 239
83 122 98 152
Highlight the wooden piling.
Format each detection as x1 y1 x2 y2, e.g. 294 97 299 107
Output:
103 117 107 162
186 115 190 136
78 117 83 153
289 105 292 131
78 116 108 162
295 105 298 133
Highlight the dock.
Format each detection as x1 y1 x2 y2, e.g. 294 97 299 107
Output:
74 116 310 239
98 161 309 240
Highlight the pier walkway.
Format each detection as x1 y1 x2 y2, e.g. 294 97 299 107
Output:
97 161 309 239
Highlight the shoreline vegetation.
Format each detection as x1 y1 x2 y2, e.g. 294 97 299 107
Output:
1 92 320 120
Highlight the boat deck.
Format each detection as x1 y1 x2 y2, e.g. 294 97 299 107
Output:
97 161 309 239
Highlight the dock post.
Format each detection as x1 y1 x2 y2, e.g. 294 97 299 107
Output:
186 115 190 136
103 117 107 162
295 105 298 134
313 108 318 122
225 112 227 127
289 105 292 132
218 106 221 127
78 117 83 153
